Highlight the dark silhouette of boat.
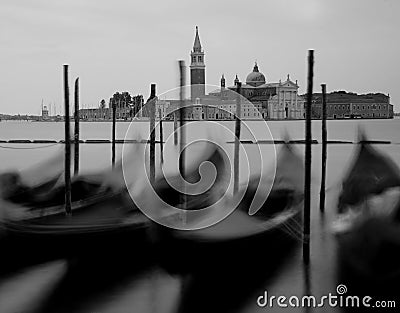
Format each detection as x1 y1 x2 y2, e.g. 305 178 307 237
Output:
0 140 304 304
0 148 153 274
150 143 304 313
153 142 304 267
334 134 400 301
0 139 306 313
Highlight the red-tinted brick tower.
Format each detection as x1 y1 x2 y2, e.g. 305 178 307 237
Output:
190 26 205 100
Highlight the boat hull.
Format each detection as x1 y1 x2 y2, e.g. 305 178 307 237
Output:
336 217 400 301
0 192 153 275
154 204 302 274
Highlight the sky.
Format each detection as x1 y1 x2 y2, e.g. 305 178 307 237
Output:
1 0 399 115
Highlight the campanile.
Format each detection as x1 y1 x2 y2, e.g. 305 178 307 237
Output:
190 26 205 100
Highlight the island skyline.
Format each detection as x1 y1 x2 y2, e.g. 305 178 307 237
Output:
1 0 399 115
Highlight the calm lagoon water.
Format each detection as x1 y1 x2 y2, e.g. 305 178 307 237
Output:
0 118 399 313
1 118 399 173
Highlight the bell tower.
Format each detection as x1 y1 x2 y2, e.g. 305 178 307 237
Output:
190 26 205 100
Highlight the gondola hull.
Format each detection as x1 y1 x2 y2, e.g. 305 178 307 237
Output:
0 192 153 275
154 202 303 274
336 217 400 302
334 139 400 301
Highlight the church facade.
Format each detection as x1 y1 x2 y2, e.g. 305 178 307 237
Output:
212 64 305 119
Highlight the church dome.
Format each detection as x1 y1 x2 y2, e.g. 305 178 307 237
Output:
246 63 266 87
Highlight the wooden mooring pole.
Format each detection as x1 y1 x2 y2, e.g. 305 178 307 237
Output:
174 112 178 146
179 60 186 222
319 84 327 212
233 82 242 194
112 100 116 168
63 64 72 215
74 77 80 175
179 61 186 178
159 109 164 164
149 84 156 184
303 50 314 264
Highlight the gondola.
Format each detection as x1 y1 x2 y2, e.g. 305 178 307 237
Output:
151 142 304 273
333 136 400 298
0 147 153 273
143 142 304 313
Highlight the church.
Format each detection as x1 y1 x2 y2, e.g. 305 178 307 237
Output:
225 64 305 119
156 27 305 120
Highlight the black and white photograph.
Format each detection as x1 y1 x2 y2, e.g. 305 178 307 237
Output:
0 0 399 312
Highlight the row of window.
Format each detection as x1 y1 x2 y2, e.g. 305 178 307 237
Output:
274 103 303 109
188 112 261 119
191 56 203 63
247 91 297 97
330 104 387 110
243 112 261 117
333 113 388 118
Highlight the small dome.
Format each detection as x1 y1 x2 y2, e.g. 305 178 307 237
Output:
246 63 266 87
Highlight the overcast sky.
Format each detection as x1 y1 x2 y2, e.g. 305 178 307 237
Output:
1 0 399 114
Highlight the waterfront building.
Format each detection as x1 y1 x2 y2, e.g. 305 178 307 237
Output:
77 27 393 121
79 107 113 120
210 64 305 119
79 95 144 121
155 27 304 120
310 91 394 119
79 105 130 120
155 97 263 120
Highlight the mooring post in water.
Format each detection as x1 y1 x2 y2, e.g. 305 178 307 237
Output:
63 64 72 215
174 112 178 145
319 84 327 212
74 77 80 175
303 50 314 264
149 84 156 184
179 60 187 222
303 258 312 313
159 108 164 164
233 82 242 194
112 100 116 168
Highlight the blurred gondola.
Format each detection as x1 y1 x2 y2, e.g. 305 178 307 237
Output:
0 146 153 274
333 133 400 303
152 142 304 313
